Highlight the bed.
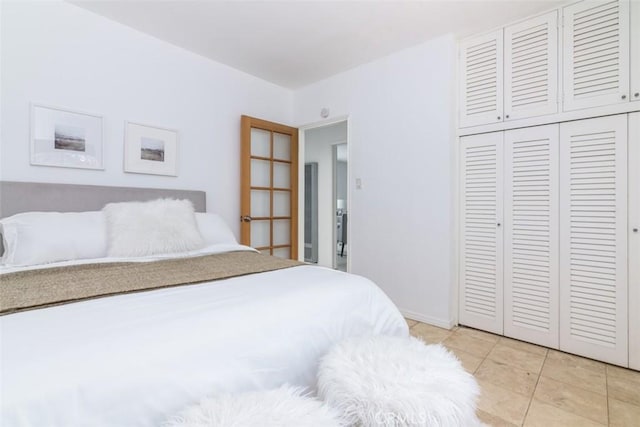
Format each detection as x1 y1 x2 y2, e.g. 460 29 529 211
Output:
0 182 407 426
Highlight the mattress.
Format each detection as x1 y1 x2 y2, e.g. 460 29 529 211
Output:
0 245 407 426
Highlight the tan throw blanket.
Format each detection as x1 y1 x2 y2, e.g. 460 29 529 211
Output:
0 251 302 315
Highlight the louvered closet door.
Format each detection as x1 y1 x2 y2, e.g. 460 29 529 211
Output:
631 0 640 101
629 112 640 370
504 125 559 348
562 0 630 111
459 30 504 128
460 132 504 334
559 115 628 366
504 11 558 121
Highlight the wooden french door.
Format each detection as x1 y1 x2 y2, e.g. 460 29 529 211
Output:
240 115 298 259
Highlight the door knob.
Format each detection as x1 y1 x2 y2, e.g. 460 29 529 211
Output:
497 223 501 227
634 228 639 233
635 92 640 98
622 94 627 100
241 215 252 223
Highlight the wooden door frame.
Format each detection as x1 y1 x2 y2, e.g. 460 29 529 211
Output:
297 116 350 267
241 115 299 259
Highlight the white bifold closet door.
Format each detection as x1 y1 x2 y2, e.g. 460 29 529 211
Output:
559 115 628 366
459 30 504 128
629 112 640 371
504 124 559 348
562 0 630 111
459 132 504 334
504 11 558 121
632 0 640 101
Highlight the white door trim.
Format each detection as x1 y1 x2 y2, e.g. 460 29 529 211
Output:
297 116 350 272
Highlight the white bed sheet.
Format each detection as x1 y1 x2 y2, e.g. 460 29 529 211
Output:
0 247 407 426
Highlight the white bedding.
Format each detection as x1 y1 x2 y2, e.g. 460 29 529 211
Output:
0 245 407 426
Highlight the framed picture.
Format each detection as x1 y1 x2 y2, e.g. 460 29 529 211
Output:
124 122 178 176
30 104 104 170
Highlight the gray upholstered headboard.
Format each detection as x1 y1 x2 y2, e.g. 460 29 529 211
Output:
0 181 206 218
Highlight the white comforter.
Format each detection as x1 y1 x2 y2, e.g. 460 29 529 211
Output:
0 245 407 426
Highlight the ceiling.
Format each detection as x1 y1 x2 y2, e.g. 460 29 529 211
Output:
71 0 563 89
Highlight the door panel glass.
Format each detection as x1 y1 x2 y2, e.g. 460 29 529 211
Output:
273 219 290 246
250 220 270 247
273 191 290 217
273 133 291 160
273 162 290 188
251 159 271 187
251 128 270 157
251 190 270 217
273 247 290 259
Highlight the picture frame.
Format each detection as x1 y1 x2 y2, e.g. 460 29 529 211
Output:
124 122 178 176
30 103 104 170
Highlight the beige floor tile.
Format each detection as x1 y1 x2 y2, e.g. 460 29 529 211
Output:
476 378 531 426
499 336 548 357
410 322 452 344
487 342 546 374
405 318 418 328
443 330 497 358
523 400 605 427
456 326 501 344
533 376 608 425
476 409 518 427
445 346 484 374
540 354 606 395
609 397 640 427
607 365 640 407
546 349 604 373
475 358 538 397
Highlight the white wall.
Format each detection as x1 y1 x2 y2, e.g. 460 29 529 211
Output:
304 122 347 267
336 159 347 202
294 34 457 327
0 1 293 235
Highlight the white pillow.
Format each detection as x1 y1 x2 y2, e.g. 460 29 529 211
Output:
103 199 204 257
195 213 238 245
0 211 107 266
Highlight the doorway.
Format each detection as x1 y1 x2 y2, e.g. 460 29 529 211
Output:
299 119 349 271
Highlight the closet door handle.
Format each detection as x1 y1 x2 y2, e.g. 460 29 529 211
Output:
634 228 639 233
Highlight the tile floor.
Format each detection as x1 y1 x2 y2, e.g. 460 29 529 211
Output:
406 319 640 427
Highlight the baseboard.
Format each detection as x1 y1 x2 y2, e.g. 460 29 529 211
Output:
400 309 456 330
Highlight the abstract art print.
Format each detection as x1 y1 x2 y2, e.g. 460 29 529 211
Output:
124 122 178 176
30 104 103 169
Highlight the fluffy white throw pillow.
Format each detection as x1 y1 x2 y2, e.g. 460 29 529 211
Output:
103 199 204 257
